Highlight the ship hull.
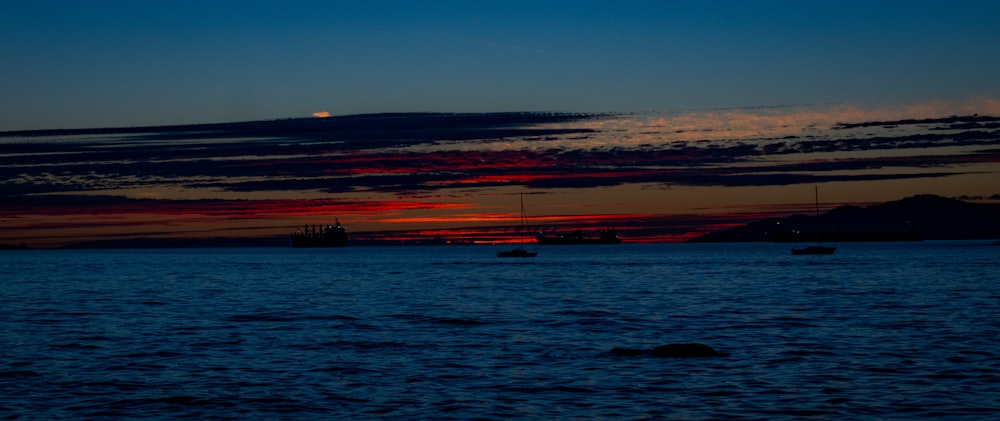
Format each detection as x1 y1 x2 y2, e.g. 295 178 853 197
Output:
497 248 537 257
291 221 348 248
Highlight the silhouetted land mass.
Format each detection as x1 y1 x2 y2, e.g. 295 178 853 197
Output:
0 243 30 250
19 195 1000 249
689 195 1000 242
54 236 492 249
59 237 289 249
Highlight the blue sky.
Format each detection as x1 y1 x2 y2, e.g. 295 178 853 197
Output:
3 1 999 131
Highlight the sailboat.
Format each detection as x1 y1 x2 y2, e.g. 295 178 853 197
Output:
497 193 538 257
791 186 836 255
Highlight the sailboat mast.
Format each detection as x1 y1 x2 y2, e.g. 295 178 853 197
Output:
814 185 822 244
814 185 819 218
497 192 538 257
790 185 836 254
519 193 528 246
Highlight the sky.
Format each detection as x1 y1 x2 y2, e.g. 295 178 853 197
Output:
3 1 1000 130
2 1 1000 247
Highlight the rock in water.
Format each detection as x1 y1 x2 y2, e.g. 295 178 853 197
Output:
650 343 718 357
609 347 648 357
609 343 718 358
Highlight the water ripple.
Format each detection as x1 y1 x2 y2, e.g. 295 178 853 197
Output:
2 243 998 419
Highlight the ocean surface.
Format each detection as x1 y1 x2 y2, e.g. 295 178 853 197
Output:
2 242 998 419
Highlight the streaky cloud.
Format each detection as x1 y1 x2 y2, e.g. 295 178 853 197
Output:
3 107 999 247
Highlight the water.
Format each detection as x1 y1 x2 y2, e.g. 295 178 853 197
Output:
2 242 998 419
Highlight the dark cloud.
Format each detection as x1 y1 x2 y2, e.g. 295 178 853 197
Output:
832 114 1000 130
3 112 998 204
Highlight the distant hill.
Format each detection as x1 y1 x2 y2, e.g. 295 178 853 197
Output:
689 195 1000 242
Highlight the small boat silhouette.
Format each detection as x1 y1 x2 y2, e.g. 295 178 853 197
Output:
498 194 537 258
792 186 836 255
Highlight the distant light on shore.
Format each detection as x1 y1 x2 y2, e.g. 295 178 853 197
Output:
312 111 331 118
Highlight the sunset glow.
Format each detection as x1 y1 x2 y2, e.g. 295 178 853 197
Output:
2 106 999 247
2 79 1000 249
0 105 1000 246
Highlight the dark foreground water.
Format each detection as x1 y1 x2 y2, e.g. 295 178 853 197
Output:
2 242 998 419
